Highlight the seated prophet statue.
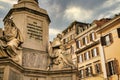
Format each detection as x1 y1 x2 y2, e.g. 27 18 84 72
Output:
0 18 23 58
47 34 75 70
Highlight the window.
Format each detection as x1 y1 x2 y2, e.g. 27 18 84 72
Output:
100 33 113 46
91 47 99 57
63 38 69 44
105 35 111 45
76 40 81 48
77 27 83 34
84 51 90 60
117 28 120 38
90 32 96 41
72 34 74 39
107 60 118 76
83 36 88 45
67 37 69 42
79 54 83 63
85 66 92 77
94 63 102 74
27 23 43 40
65 38 68 43
79 69 84 78
70 34 74 40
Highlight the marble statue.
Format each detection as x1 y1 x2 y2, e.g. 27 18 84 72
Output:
0 18 23 58
48 34 75 70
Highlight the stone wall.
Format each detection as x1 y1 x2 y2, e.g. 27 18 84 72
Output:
52 76 72 80
22 48 48 70
24 76 46 80
0 54 77 80
9 69 22 80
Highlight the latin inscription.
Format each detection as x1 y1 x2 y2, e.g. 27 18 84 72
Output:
27 23 43 40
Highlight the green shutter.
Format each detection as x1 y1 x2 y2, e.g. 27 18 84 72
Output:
100 36 106 46
117 28 120 38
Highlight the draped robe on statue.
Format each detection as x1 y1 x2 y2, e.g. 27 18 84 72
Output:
0 18 23 58
48 37 75 70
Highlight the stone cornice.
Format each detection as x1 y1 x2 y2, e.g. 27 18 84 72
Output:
3 7 51 23
48 69 77 75
75 40 100 54
96 15 120 33
0 57 24 72
0 58 77 75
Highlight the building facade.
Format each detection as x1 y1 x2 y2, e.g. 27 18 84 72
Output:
61 21 88 65
97 14 120 80
54 14 120 80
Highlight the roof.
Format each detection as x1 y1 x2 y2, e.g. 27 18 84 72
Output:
93 18 111 27
62 21 88 33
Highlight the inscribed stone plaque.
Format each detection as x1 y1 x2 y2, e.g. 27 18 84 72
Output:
27 16 43 41
22 48 48 69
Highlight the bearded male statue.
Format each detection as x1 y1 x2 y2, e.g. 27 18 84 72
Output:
0 18 23 62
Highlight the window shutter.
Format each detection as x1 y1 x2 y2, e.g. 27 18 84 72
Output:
90 33 92 41
107 60 116 76
82 37 85 45
96 47 99 56
88 51 91 59
76 41 79 48
117 28 120 38
113 59 119 74
92 32 95 41
100 36 106 46
77 56 79 63
106 62 110 76
81 54 83 62
84 53 86 60
109 33 113 43
80 40 83 47
78 40 81 48
86 36 89 44
94 32 97 40
91 49 94 57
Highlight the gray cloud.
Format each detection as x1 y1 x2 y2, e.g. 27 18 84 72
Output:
0 1 13 27
0 0 120 40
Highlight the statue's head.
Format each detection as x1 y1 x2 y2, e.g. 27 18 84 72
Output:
4 17 15 27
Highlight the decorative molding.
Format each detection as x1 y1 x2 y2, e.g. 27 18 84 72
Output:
0 58 77 75
3 7 51 23
75 40 100 54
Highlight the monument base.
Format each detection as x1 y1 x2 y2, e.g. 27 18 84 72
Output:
0 58 77 80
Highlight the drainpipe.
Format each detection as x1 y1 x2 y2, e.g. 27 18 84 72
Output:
99 44 108 80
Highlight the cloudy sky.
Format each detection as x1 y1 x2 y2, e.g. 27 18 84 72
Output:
0 0 120 40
